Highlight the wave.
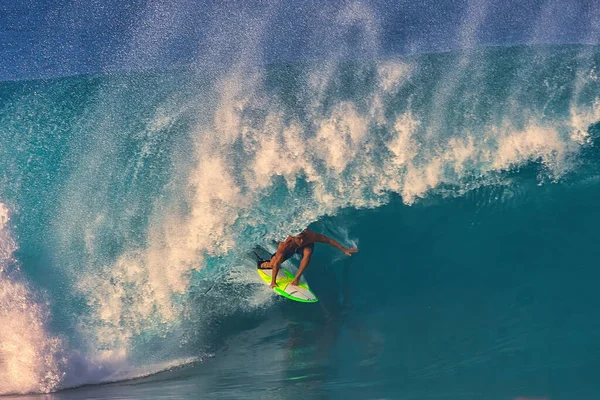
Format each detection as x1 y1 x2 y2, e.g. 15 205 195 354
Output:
0 43 599 394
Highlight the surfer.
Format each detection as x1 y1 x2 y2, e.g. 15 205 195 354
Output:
259 229 358 288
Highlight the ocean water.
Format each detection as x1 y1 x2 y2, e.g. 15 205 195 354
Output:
1 42 600 400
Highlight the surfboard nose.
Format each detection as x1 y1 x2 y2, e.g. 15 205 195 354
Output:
282 284 318 302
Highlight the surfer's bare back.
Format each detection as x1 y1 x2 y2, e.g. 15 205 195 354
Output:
259 229 358 288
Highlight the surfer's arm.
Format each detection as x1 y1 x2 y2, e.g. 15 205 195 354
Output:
314 232 358 256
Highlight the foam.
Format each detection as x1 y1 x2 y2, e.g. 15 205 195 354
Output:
224 264 277 310
58 350 204 390
570 98 599 145
313 102 369 174
0 203 65 395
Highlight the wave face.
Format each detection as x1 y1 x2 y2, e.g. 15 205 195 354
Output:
1 41 600 398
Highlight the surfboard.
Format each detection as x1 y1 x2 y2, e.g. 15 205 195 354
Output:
257 267 318 303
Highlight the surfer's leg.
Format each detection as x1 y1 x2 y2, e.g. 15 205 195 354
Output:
259 252 291 269
258 254 274 269
291 245 313 286
254 251 273 269
271 261 281 288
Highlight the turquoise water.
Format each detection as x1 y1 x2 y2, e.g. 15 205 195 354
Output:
1 44 600 399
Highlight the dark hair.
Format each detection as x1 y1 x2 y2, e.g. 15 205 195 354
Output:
296 229 307 237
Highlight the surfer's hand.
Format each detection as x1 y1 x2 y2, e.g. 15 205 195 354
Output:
291 279 299 286
270 282 277 289
344 248 358 256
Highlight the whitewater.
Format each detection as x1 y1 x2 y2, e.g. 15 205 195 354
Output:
1 2 600 399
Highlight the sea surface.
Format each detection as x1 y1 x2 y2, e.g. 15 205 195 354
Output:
1 43 600 399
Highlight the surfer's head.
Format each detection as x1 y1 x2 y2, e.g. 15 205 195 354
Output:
292 230 308 247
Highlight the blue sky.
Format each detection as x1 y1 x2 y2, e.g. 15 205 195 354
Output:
1 0 599 81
